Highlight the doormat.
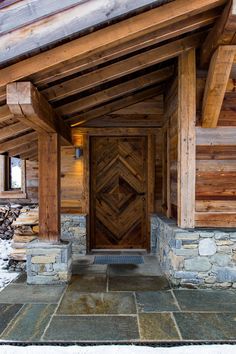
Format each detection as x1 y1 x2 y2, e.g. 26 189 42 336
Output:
94 255 144 264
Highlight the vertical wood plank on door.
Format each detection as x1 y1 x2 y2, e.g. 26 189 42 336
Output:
178 48 196 228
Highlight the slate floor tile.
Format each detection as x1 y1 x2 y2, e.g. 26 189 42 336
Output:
0 284 65 303
138 313 180 340
44 315 139 341
108 263 162 277
174 289 236 312
1 304 56 341
57 292 136 315
72 264 108 275
68 275 107 293
174 312 236 340
0 304 23 335
109 276 169 291
12 273 27 284
136 291 179 312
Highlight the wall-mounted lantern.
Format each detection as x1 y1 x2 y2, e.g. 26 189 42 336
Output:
74 147 83 159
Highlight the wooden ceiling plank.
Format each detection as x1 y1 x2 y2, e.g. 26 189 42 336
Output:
28 7 220 90
202 45 236 128
0 121 30 141
0 0 225 92
44 32 204 103
0 131 37 154
57 67 173 117
201 0 236 68
7 82 72 145
20 148 38 160
0 105 14 123
69 85 164 126
8 140 38 157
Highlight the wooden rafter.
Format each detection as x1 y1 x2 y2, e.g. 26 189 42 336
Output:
202 45 236 128
69 86 164 126
8 140 38 157
0 105 14 123
45 32 205 103
57 67 173 117
0 131 37 154
200 0 236 68
22 7 220 92
0 0 225 92
0 122 30 141
7 82 72 145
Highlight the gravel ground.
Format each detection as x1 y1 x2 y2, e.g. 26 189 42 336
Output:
0 239 19 291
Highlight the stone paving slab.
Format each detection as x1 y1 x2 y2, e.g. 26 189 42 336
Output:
1 304 56 341
138 313 180 340
108 263 162 277
43 315 140 341
67 275 107 293
0 284 65 304
0 304 23 335
57 292 137 315
174 289 236 312
174 312 236 340
136 291 179 312
109 276 170 291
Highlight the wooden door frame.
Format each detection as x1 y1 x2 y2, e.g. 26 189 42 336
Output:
75 127 157 252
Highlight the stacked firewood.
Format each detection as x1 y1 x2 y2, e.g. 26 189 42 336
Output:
11 207 39 261
0 205 21 240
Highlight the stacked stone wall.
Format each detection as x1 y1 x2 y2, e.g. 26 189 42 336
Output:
61 214 86 259
151 214 236 288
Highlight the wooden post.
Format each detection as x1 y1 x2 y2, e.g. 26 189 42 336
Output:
177 48 196 228
38 133 61 241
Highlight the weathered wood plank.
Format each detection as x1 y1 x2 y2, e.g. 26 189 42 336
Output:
7 82 72 145
202 45 236 127
0 0 225 90
0 122 30 141
196 127 236 145
0 131 37 154
38 133 60 240
195 212 236 227
196 200 236 212
177 48 196 228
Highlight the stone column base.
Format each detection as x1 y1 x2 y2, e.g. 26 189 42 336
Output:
26 240 72 285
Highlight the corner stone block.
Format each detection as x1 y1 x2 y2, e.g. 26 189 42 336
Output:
26 240 72 285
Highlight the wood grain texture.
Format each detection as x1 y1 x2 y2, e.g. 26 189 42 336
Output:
38 133 60 240
178 49 196 228
90 136 148 250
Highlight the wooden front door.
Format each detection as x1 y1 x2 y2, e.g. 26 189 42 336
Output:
90 136 148 250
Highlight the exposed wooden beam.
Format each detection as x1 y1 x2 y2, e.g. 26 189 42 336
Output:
178 48 196 228
200 0 236 68
0 122 30 141
27 7 220 90
0 131 37 154
20 148 38 160
57 67 173 117
7 82 72 145
45 32 204 103
202 45 236 128
0 0 225 92
38 133 60 241
69 86 164 126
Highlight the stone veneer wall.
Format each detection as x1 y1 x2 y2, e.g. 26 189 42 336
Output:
151 214 236 288
61 214 86 259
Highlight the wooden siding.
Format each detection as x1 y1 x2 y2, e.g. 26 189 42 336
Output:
196 128 236 227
